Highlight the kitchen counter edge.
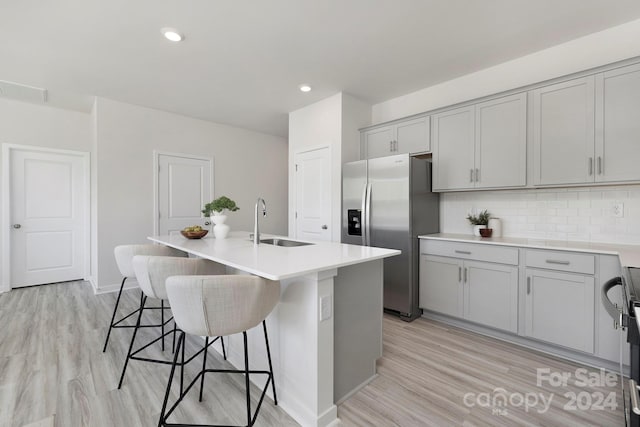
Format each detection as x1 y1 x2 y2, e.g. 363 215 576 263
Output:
418 233 640 268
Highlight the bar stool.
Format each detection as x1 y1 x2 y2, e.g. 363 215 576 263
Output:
118 255 227 389
103 244 187 353
159 275 279 427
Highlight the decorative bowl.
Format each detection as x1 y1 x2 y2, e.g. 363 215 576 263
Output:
479 228 493 238
180 230 208 239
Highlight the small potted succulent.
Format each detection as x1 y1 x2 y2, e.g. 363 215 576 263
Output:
466 210 492 237
202 196 239 239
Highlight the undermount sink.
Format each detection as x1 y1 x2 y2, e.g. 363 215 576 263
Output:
259 238 314 247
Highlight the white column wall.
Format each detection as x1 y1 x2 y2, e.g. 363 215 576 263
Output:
288 93 370 242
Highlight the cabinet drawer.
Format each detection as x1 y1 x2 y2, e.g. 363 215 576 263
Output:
420 240 518 265
525 250 595 275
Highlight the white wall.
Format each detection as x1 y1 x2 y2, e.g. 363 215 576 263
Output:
0 98 92 289
372 18 640 124
94 98 288 290
370 18 640 244
442 185 640 245
288 93 370 242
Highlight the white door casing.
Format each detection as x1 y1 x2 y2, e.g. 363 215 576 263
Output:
2 144 89 290
294 146 331 241
154 152 213 237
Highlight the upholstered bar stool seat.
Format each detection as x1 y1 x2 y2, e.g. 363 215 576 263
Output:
160 275 280 427
103 244 187 353
118 256 227 389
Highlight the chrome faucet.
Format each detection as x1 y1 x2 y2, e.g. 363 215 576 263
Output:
254 198 267 245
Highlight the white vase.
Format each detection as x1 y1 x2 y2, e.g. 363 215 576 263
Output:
211 214 230 239
472 225 485 237
488 218 502 238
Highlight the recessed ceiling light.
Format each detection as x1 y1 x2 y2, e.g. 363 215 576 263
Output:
162 28 184 42
299 84 312 93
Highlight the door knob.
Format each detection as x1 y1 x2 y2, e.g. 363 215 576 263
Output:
321 225 328 230
12 224 21 229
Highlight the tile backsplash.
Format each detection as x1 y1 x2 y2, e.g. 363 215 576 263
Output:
441 185 640 244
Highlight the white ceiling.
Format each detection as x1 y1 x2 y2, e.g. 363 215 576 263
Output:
3 0 640 137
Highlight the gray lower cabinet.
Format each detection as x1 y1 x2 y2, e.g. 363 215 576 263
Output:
464 260 518 333
419 254 518 333
419 239 626 366
419 255 462 318
524 268 595 354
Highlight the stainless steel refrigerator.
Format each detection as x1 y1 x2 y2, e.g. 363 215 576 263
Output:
342 154 439 321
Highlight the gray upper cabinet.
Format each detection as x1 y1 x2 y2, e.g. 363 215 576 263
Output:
475 93 527 189
433 93 527 191
595 62 640 183
533 66 640 187
363 125 395 160
361 116 430 160
432 105 475 191
532 76 596 186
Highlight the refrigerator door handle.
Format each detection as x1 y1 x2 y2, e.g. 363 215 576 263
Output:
360 183 368 246
365 183 372 246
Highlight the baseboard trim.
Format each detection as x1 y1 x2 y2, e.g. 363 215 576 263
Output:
421 310 628 375
91 278 139 295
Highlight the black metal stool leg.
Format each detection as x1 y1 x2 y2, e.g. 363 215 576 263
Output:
172 321 177 354
118 295 146 389
161 300 165 351
102 277 127 352
243 331 251 427
180 333 186 395
199 337 208 402
158 332 184 427
221 336 227 360
263 320 277 405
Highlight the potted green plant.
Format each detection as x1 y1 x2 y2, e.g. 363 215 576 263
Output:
466 210 491 237
202 196 240 239
202 196 240 217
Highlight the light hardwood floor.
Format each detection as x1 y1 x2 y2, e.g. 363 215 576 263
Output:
0 281 624 427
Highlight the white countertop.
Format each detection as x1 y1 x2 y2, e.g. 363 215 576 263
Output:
149 231 400 280
419 233 640 268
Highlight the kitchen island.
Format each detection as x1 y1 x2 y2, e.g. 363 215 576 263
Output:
149 232 400 427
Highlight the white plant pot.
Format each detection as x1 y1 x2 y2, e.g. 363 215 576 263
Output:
472 225 485 237
211 214 230 239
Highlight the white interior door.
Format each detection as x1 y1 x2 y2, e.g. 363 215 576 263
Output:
7 146 88 288
294 147 331 241
156 152 212 236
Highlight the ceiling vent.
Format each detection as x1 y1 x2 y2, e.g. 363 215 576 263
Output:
0 80 48 103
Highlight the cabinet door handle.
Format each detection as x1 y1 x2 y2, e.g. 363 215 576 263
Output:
597 156 602 175
545 259 570 265
455 250 471 255
458 266 462 282
588 157 593 175
389 141 393 152
463 267 467 283
394 140 398 151
475 168 479 182
470 169 474 183
527 277 531 295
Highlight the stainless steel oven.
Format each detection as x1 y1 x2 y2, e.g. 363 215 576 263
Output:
602 267 640 426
